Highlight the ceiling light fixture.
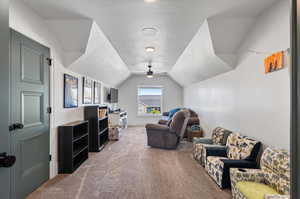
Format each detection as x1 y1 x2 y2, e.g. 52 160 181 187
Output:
144 0 156 3
145 46 155 52
146 64 154 78
141 27 158 37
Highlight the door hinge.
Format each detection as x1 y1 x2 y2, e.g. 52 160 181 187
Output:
46 58 52 66
49 154 52 162
47 107 52 114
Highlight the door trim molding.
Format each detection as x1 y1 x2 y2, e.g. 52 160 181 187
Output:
0 0 11 198
291 0 300 198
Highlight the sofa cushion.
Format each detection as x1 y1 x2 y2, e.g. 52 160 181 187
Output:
211 127 232 145
226 133 241 159
239 137 259 160
226 134 259 160
236 181 279 199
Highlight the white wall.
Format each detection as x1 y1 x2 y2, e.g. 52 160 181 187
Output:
184 0 290 149
9 0 112 178
119 75 183 125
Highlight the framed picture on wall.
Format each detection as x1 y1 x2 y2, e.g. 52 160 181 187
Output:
63 74 78 108
83 77 93 104
94 81 101 104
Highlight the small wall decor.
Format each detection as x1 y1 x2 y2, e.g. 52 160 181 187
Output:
64 74 78 108
94 81 101 104
264 51 284 73
83 77 93 104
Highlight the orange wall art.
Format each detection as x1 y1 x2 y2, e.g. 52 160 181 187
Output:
264 51 284 74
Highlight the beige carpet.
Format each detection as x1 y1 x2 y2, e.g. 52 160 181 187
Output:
27 127 231 199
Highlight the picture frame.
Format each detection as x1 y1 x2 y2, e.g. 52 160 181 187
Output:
264 51 284 74
94 81 101 104
82 77 93 104
63 74 78 108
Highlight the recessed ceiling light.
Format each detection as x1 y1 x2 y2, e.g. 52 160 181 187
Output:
144 0 156 3
145 46 155 52
142 27 158 37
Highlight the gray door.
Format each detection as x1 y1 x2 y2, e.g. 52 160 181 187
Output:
0 1 12 199
10 30 50 199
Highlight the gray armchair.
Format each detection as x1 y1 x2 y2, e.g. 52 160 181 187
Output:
145 110 190 149
159 109 200 138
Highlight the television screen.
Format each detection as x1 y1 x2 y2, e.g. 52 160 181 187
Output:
110 88 118 103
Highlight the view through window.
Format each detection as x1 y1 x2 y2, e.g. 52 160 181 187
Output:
138 87 163 115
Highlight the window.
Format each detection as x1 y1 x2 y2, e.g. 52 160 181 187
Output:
138 86 163 115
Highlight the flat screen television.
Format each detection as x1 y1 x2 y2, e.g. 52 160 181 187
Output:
109 88 118 103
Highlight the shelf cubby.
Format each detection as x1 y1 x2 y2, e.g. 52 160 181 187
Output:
58 120 89 174
84 106 109 152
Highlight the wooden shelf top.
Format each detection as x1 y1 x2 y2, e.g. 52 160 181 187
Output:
61 120 88 127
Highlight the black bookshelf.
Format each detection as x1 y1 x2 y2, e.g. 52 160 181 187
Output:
84 105 109 152
58 120 89 174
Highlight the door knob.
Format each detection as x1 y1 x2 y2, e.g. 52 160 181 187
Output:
0 153 16 168
9 123 24 131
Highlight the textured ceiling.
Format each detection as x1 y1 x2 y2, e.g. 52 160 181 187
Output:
21 0 279 86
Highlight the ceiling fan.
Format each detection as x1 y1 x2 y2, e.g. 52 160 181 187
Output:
146 64 154 78
131 61 168 76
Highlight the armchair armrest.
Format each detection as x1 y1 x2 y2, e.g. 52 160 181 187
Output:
205 146 227 157
193 137 213 144
230 168 265 188
145 124 170 132
264 195 290 199
222 159 258 169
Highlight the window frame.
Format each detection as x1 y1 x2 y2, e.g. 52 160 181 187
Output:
137 85 163 117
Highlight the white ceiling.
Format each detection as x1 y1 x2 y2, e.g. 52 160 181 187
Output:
22 0 279 86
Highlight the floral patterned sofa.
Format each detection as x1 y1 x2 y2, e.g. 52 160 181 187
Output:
205 133 261 189
192 127 232 166
230 147 290 199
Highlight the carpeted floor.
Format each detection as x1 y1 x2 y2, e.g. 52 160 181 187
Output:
27 127 231 199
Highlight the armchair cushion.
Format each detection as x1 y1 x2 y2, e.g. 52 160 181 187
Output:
169 110 190 136
236 181 279 199
260 148 290 195
211 127 232 145
226 133 260 160
226 133 242 159
158 119 168 125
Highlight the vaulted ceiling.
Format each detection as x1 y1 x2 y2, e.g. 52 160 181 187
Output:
22 0 278 86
